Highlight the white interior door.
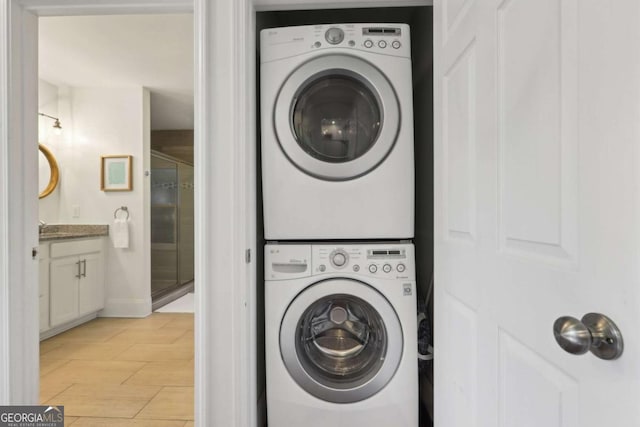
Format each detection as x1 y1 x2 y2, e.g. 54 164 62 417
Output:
434 0 640 426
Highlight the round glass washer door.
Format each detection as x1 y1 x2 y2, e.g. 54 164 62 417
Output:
280 279 403 403
274 54 400 181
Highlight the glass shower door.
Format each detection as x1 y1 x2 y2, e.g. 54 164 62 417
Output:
151 155 178 296
178 162 194 285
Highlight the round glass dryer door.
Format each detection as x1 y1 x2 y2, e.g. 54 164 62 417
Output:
280 279 403 403
274 54 400 181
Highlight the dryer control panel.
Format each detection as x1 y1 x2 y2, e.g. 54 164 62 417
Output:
260 23 411 63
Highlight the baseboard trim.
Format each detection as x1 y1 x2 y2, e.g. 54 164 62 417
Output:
40 312 98 341
99 298 151 318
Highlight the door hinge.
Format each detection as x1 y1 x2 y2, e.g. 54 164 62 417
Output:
245 249 251 264
32 247 38 259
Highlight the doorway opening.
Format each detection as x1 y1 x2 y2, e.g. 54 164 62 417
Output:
37 13 196 424
37 11 195 318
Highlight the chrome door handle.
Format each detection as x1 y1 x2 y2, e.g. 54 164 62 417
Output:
75 260 82 278
81 259 87 277
553 313 623 360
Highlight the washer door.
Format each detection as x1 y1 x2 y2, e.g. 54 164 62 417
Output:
280 279 403 403
274 54 400 181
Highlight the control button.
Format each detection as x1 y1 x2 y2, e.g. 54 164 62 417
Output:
397 263 406 273
333 252 347 267
369 264 378 274
378 40 387 48
353 264 360 272
364 39 374 48
383 264 392 273
314 41 321 48
319 264 326 272
348 40 355 47
392 40 401 49
325 27 345 45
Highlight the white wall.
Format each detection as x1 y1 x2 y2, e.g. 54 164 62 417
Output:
38 79 62 222
38 80 152 317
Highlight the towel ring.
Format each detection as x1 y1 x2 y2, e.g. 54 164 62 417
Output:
114 206 130 220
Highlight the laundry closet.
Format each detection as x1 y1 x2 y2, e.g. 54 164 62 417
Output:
256 6 434 427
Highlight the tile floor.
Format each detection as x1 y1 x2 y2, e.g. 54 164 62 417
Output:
40 313 194 427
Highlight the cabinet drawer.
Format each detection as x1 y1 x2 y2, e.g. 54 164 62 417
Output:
50 238 103 258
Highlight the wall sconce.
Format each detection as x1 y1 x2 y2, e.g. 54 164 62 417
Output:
39 112 62 135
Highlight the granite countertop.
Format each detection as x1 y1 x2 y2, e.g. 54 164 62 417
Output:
39 224 109 242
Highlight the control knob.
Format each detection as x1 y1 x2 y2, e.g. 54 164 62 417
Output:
325 27 345 45
330 250 348 268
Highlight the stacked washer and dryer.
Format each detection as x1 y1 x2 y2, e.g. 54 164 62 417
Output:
261 23 418 427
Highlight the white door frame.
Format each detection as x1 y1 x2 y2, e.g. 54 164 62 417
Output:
0 1 260 426
1 0 430 425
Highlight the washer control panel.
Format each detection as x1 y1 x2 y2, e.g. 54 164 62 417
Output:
260 23 411 63
311 243 414 280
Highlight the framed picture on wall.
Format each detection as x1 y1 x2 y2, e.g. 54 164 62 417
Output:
101 155 133 191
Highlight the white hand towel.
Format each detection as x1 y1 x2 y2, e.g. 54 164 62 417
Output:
113 218 129 249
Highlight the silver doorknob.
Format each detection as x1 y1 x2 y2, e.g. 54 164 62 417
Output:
553 313 623 360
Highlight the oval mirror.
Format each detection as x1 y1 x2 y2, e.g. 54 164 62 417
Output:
38 143 59 199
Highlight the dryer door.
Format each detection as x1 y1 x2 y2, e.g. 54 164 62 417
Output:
280 278 403 403
274 54 400 181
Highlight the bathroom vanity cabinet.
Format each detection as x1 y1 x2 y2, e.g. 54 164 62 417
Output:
38 244 50 333
39 237 106 338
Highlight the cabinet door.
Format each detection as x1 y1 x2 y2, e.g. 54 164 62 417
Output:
78 252 104 316
38 256 50 332
50 256 80 327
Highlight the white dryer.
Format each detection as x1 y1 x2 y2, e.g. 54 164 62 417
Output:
260 24 415 240
265 242 418 427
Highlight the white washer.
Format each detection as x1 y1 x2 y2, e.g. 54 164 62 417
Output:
265 243 418 427
261 24 414 240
